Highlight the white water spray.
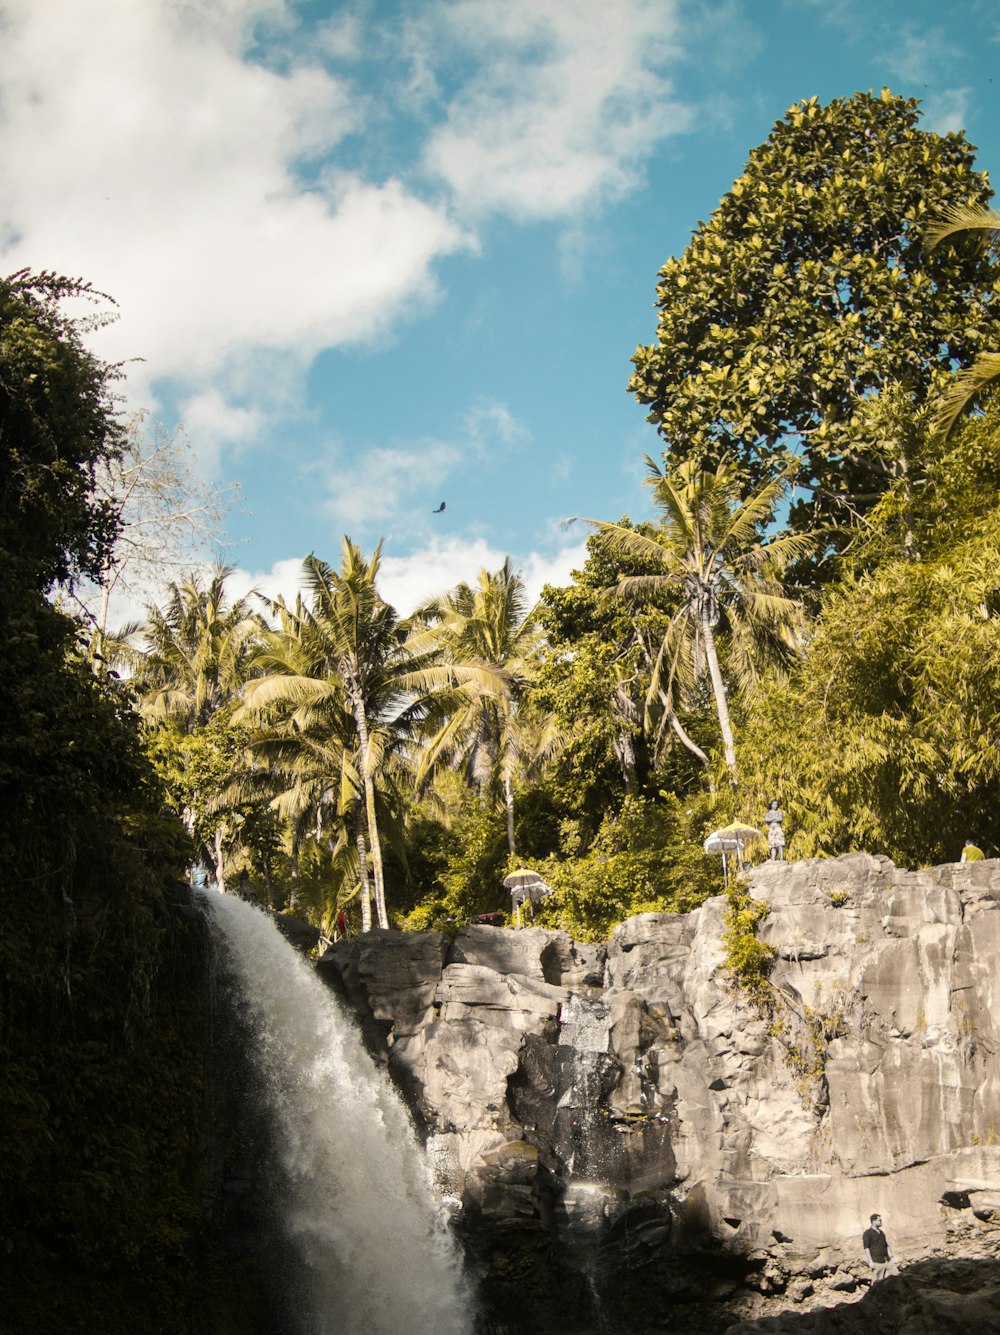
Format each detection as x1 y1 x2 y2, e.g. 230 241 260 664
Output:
202 892 474 1335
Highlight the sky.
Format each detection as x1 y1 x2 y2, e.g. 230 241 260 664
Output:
2 0 999 615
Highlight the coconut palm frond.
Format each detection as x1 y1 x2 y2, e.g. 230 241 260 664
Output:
925 203 1000 254
931 352 1000 441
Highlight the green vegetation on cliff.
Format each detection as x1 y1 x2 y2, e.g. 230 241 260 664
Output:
0 272 207 1334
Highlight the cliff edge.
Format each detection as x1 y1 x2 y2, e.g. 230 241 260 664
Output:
319 853 1000 1332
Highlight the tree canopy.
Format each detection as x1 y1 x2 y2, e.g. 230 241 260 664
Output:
0 270 123 589
628 90 1000 537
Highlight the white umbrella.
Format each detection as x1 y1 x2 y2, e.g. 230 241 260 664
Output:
703 823 763 880
502 869 553 926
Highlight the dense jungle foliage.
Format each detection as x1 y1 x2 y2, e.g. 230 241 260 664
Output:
0 272 210 1332
109 92 999 940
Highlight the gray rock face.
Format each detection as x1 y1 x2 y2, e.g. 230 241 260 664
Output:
318 857 1000 1333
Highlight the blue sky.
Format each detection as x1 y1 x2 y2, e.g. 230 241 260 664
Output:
2 0 999 613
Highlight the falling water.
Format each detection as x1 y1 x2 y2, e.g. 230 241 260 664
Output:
201 892 474 1335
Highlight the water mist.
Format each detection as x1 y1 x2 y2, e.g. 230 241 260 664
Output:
202 892 474 1335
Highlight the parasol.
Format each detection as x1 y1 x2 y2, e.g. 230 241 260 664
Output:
502 869 554 925
703 823 763 879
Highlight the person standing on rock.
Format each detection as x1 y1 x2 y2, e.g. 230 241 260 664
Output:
765 799 785 861
863 1213 898 1280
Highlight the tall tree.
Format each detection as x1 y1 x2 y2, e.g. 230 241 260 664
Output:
238 592 373 923
122 565 264 888
629 91 1000 540
413 558 559 855
738 397 1000 863
243 542 430 929
125 565 262 730
75 414 237 655
0 269 123 591
582 456 811 782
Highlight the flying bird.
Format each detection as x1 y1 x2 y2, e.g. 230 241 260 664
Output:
432 501 446 513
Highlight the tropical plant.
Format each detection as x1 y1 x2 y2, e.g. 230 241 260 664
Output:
123 564 263 730
925 203 1000 438
737 525 1000 865
582 455 812 781
412 558 561 855
241 542 433 930
120 565 264 887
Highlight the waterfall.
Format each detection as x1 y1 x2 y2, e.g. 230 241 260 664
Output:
202 892 474 1335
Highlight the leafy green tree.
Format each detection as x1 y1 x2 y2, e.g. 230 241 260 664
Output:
737 402 1000 862
583 455 811 781
0 271 205 1331
539 530 661 812
629 91 1000 537
533 794 725 942
0 269 123 590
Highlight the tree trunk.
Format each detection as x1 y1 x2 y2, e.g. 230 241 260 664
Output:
213 824 227 894
350 691 388 929
354 802 372 934
504 777 516 856
701 613 738 780
289 827 300 915
612 685 639 795
668 710 710 769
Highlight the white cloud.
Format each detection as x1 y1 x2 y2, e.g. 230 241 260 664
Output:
322 439 467 532
0 0 469 412
227 556 309 612
465 397 532 448
416 0 692 220
319 398 532 536
922 87 973 136
883 27 957 84
376 535 587 616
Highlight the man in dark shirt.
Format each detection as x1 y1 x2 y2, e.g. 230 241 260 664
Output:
862 1213 898 1280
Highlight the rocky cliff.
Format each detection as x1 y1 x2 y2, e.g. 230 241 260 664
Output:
318 854 1000 1333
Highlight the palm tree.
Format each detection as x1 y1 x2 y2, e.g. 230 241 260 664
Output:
241 541 431 930
120 565 264 888
411 558 559 854
238 590 375 926
582 456 812 782
123 564 263 729
926 204 1000 438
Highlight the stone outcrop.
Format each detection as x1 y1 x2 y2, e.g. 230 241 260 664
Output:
318 855 1000 1333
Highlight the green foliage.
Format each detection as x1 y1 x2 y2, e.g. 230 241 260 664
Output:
538 528 664 814
737 494 1000 864
585 455 812 778
145 704 282 882
0 270 123 590
630 90 1000 539
0 270 207 1332
397 798 510 930
533 794 725 941
722 885 775 1009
